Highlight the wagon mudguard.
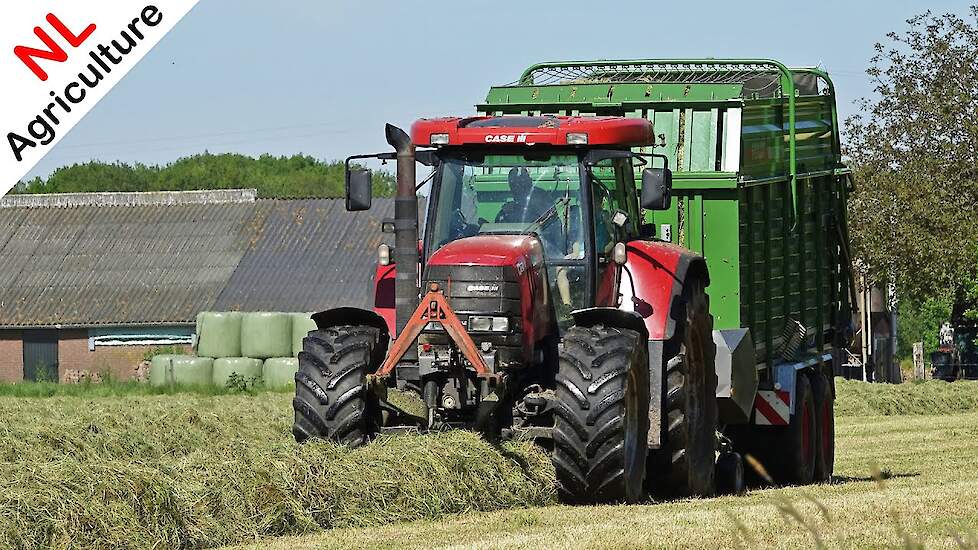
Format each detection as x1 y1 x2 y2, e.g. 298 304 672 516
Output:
620 240 710 342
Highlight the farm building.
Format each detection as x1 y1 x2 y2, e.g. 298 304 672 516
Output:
0 189 393 383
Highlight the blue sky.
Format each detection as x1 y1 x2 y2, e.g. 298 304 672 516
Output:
24 0 972 179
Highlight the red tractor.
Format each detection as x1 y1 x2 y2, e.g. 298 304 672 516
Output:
293 116 723 503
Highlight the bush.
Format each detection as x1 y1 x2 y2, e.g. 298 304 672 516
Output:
17 153 396 199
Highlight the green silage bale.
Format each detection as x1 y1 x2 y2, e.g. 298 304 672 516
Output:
241 312 292 359
291 312 318 357
262 357 298 389
195 311 243 359
169 356 214 386
212 358 264 388
149 355 179 387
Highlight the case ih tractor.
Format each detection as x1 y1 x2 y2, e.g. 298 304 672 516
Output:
293 59 853 503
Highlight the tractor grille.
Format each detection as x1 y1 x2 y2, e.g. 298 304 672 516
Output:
424 265 521 315
423 264 525 366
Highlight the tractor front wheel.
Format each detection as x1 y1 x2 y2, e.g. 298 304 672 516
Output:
292 325 384 447
552 325 650 503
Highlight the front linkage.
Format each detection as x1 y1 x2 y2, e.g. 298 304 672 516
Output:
370 282 504 430
293 283 506 446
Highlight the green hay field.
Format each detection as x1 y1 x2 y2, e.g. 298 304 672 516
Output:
0 379 976 549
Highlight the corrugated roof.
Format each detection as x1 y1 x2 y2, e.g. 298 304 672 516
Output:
0 189 257 209
0 192 398 328
212 199 393 312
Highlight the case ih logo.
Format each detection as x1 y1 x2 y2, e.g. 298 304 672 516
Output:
484 133 528 144
466 284 499 294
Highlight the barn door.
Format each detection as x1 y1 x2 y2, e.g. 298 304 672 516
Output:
23 330 59 382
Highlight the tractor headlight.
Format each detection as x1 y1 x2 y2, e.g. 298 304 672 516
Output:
566 132 589 145
468 316 492 332
430 133 450 146
491 317 509 332
468 316 509 332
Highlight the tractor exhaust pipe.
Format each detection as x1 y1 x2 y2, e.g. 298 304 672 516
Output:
386 124 420 356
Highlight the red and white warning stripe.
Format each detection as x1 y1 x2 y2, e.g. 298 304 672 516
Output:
754 389 790 426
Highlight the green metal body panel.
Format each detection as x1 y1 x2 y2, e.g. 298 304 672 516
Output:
479 59 853 372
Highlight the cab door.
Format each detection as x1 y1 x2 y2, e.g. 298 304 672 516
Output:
590 158 635 307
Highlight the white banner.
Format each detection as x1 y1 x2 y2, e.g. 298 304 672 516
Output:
0 2 200 192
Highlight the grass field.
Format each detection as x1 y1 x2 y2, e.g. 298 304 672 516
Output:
1 380 977 549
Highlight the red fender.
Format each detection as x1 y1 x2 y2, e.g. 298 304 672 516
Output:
374 263 397 336
619 240 709 341
373 240 424 338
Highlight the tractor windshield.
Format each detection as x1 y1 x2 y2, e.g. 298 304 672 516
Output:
429 154 586 261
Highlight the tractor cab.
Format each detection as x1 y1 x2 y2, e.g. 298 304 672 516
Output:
347 115 672 333
418 116 662 323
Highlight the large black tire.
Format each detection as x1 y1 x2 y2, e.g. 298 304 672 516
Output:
292 325 384 447
553 325 650 503
773 373 816 485
652 278 718 497
812 371 835 483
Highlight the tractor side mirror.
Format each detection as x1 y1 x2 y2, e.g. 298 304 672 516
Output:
641 168 672 210
346 168 373 211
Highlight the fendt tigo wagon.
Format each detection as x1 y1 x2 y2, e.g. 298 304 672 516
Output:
292 59 855 503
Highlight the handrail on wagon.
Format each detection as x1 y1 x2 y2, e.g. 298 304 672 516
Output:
514 59 841 226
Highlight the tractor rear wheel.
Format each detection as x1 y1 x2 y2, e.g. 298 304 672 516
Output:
292 325 384 447
773 373 816 485
552 325 650 503
812 371 835 483
652 278 718 497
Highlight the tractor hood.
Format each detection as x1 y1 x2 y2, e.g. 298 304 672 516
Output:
423 234 553 365
427 234 546 272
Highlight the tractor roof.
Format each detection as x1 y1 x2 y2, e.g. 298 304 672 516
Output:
411 115 653 148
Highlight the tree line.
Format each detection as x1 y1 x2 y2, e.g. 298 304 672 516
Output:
16 153 396 199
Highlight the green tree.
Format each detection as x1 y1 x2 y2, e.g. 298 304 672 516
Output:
846 7 978 323
17 153 395 199
897 297 952 357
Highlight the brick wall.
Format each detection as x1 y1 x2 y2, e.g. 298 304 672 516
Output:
60 331 197 381
58 329 92 381
0 329 193 383
0 331 23 383
90 344 191 381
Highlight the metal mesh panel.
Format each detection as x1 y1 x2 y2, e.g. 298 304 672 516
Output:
507 61 830 98
511 62 786 85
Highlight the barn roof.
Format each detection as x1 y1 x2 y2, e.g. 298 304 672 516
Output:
0 190 395 328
